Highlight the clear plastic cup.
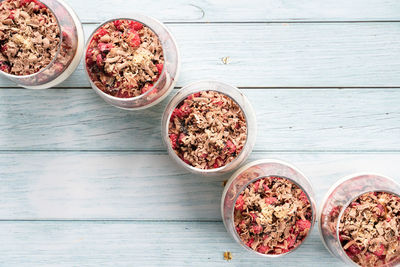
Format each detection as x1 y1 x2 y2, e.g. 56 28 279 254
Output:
221 159 316 256
0 0 84 89
161 80 257 176
84 15 180 110
319 173 400 266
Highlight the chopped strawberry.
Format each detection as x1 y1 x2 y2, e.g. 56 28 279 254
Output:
235 226 241 234
350 202 360 208
98 43 113 53
1 45 7 53
286 234 297 248
373 244 385 257
0 61 10 72
127 31 141 48
257 245 270 254
235 195 244 211
346 244 361 257
113 20 123 30
299 191 309 202
246 238 254 248
178 102 191 117
96 54 104 67
181 158 191 165
170 108 182 121
8 10 15 20
253 180 260 192
141 83 153 94
263 184 270 192
178 133 186 144
187 92 201 100
225 140 236 154
156 63 163 74
94 28 108 41
265 197 277 205
296 219 311 232
129 21 143 31
251 224 263 234
376 203 385 216
169 134 178 149
214 101 223 106
116 89 132 98
386 217 391 222
212 157 223 169
249 212 257 222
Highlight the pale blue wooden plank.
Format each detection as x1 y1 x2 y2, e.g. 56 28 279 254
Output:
65 0 400 23
0 220 341 266
0 152 399 220
0 89 398 151
1 23 400 88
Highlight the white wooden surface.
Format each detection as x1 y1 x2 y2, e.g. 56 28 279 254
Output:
0 0 399 266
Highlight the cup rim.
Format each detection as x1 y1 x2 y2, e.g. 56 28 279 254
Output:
84 15 174 102
221 159 316 257
162 80 256 174
0 0 63 79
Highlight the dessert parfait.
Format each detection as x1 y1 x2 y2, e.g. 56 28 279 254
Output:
0 0 84 88
85 16 179 110
162 81 256 175
319 174 400 267
221 159 316 256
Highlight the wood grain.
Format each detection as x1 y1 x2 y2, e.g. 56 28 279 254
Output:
0 152 399 220
65 0 400 23
0 220 341 266
0 88 398 151
1 23 400 88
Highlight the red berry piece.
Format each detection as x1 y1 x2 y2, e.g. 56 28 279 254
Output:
94 28 108 41
265 197 277 205
178 133 186 144
376 203 385 216
129 21 143 31
1 45 7 53
141 83 154 95
96 54 104 67
8 10 15 20
346 244 361 257
296 219 311 232
253 180 260 192
235 226 241 234
249 212 257 222
115 89 132 98
263 184 270 192
246 238 254 248
156 63 163 74
113 20 122 30
251 224 263 234
127 32 141 48
179 102 191 117
212 157 223 169
257 245 270 254
373 244 385 257
169 134 178 149
235 195 244 211
286 234 297 248
98 43 113 54
225 140 236 154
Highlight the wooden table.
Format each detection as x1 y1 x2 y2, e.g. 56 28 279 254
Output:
0 0 399 266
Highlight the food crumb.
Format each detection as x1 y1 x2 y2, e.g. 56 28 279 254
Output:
221 56 230 65
223 251 232 261
222 180 228 187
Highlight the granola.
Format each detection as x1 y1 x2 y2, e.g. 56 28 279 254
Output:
168 90 247 169
338 192 400 267
234 176 312 255
0 0 63 75
85 19 164 98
